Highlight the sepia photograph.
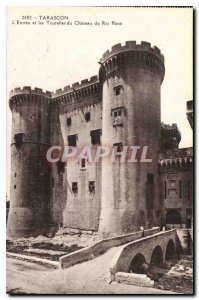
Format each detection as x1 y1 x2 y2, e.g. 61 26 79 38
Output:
6 6 193 295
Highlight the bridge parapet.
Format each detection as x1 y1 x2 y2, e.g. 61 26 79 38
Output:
59 227 159 269
110 229 176 281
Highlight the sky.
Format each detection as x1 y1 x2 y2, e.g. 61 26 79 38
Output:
6 7 193 196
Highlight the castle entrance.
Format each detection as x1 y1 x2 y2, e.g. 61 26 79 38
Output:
166 209 181 224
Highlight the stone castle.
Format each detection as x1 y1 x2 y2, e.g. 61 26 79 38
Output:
7 41 193 239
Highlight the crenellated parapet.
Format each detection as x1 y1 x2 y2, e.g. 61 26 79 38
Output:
99 41 165 83
9 76 102 113
100 41 164 62
9 86 52 98
51 76 102 114
159 156 193 172
52 75 99 97
161 122 181 151
9 86 52 111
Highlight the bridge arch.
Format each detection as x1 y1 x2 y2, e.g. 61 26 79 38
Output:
128 253 148 274
165 239 175 260
150 245 163 267
109 229 177 281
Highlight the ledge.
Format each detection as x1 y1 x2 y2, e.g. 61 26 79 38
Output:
6 252 59 269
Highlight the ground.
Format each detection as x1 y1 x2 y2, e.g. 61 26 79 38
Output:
6 229 193 295
7 248 175 295
6 228 98 261
152 256 193 294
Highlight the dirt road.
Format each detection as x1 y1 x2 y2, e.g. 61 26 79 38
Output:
7 247 176 295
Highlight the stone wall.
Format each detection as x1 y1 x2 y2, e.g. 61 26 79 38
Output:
115 272 154 287
160 159 193 225
50 103 66 226
58 92 102 231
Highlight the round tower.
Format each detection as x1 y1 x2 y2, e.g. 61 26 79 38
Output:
98 41 165 237
7 87 52 238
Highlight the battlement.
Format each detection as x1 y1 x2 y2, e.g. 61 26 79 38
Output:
52 75 99 97
159 157 193 168
160 147 193 159
159 147 193 172
9 76 102 113
161 122 181 133
9 86 52 98
100 41 164 64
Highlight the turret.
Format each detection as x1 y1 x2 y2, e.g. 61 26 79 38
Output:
98 41 165 237
161 123 181 151
7 87 52 238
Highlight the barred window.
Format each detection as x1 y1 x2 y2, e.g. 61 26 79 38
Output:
111 107 125 127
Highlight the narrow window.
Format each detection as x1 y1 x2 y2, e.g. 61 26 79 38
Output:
146 173 154 209
68 134 77 147
164 181 167 198
90 129 101 145
14 133 24 148
67 117 71 126
89 181 95 194
114 85 123 96
14 173 17 177
113 142 123 152
147 173 154 185
85 112 91 122
118 110 122 116
115 87 120 95
72 182 78 194
179 180 182 199
81 158 86 168
58 174 63 186
14 185 16 189
52 178 54 188
57 161 65 173
188 180 190 200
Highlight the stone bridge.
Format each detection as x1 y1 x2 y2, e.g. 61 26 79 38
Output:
110 229 177 281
